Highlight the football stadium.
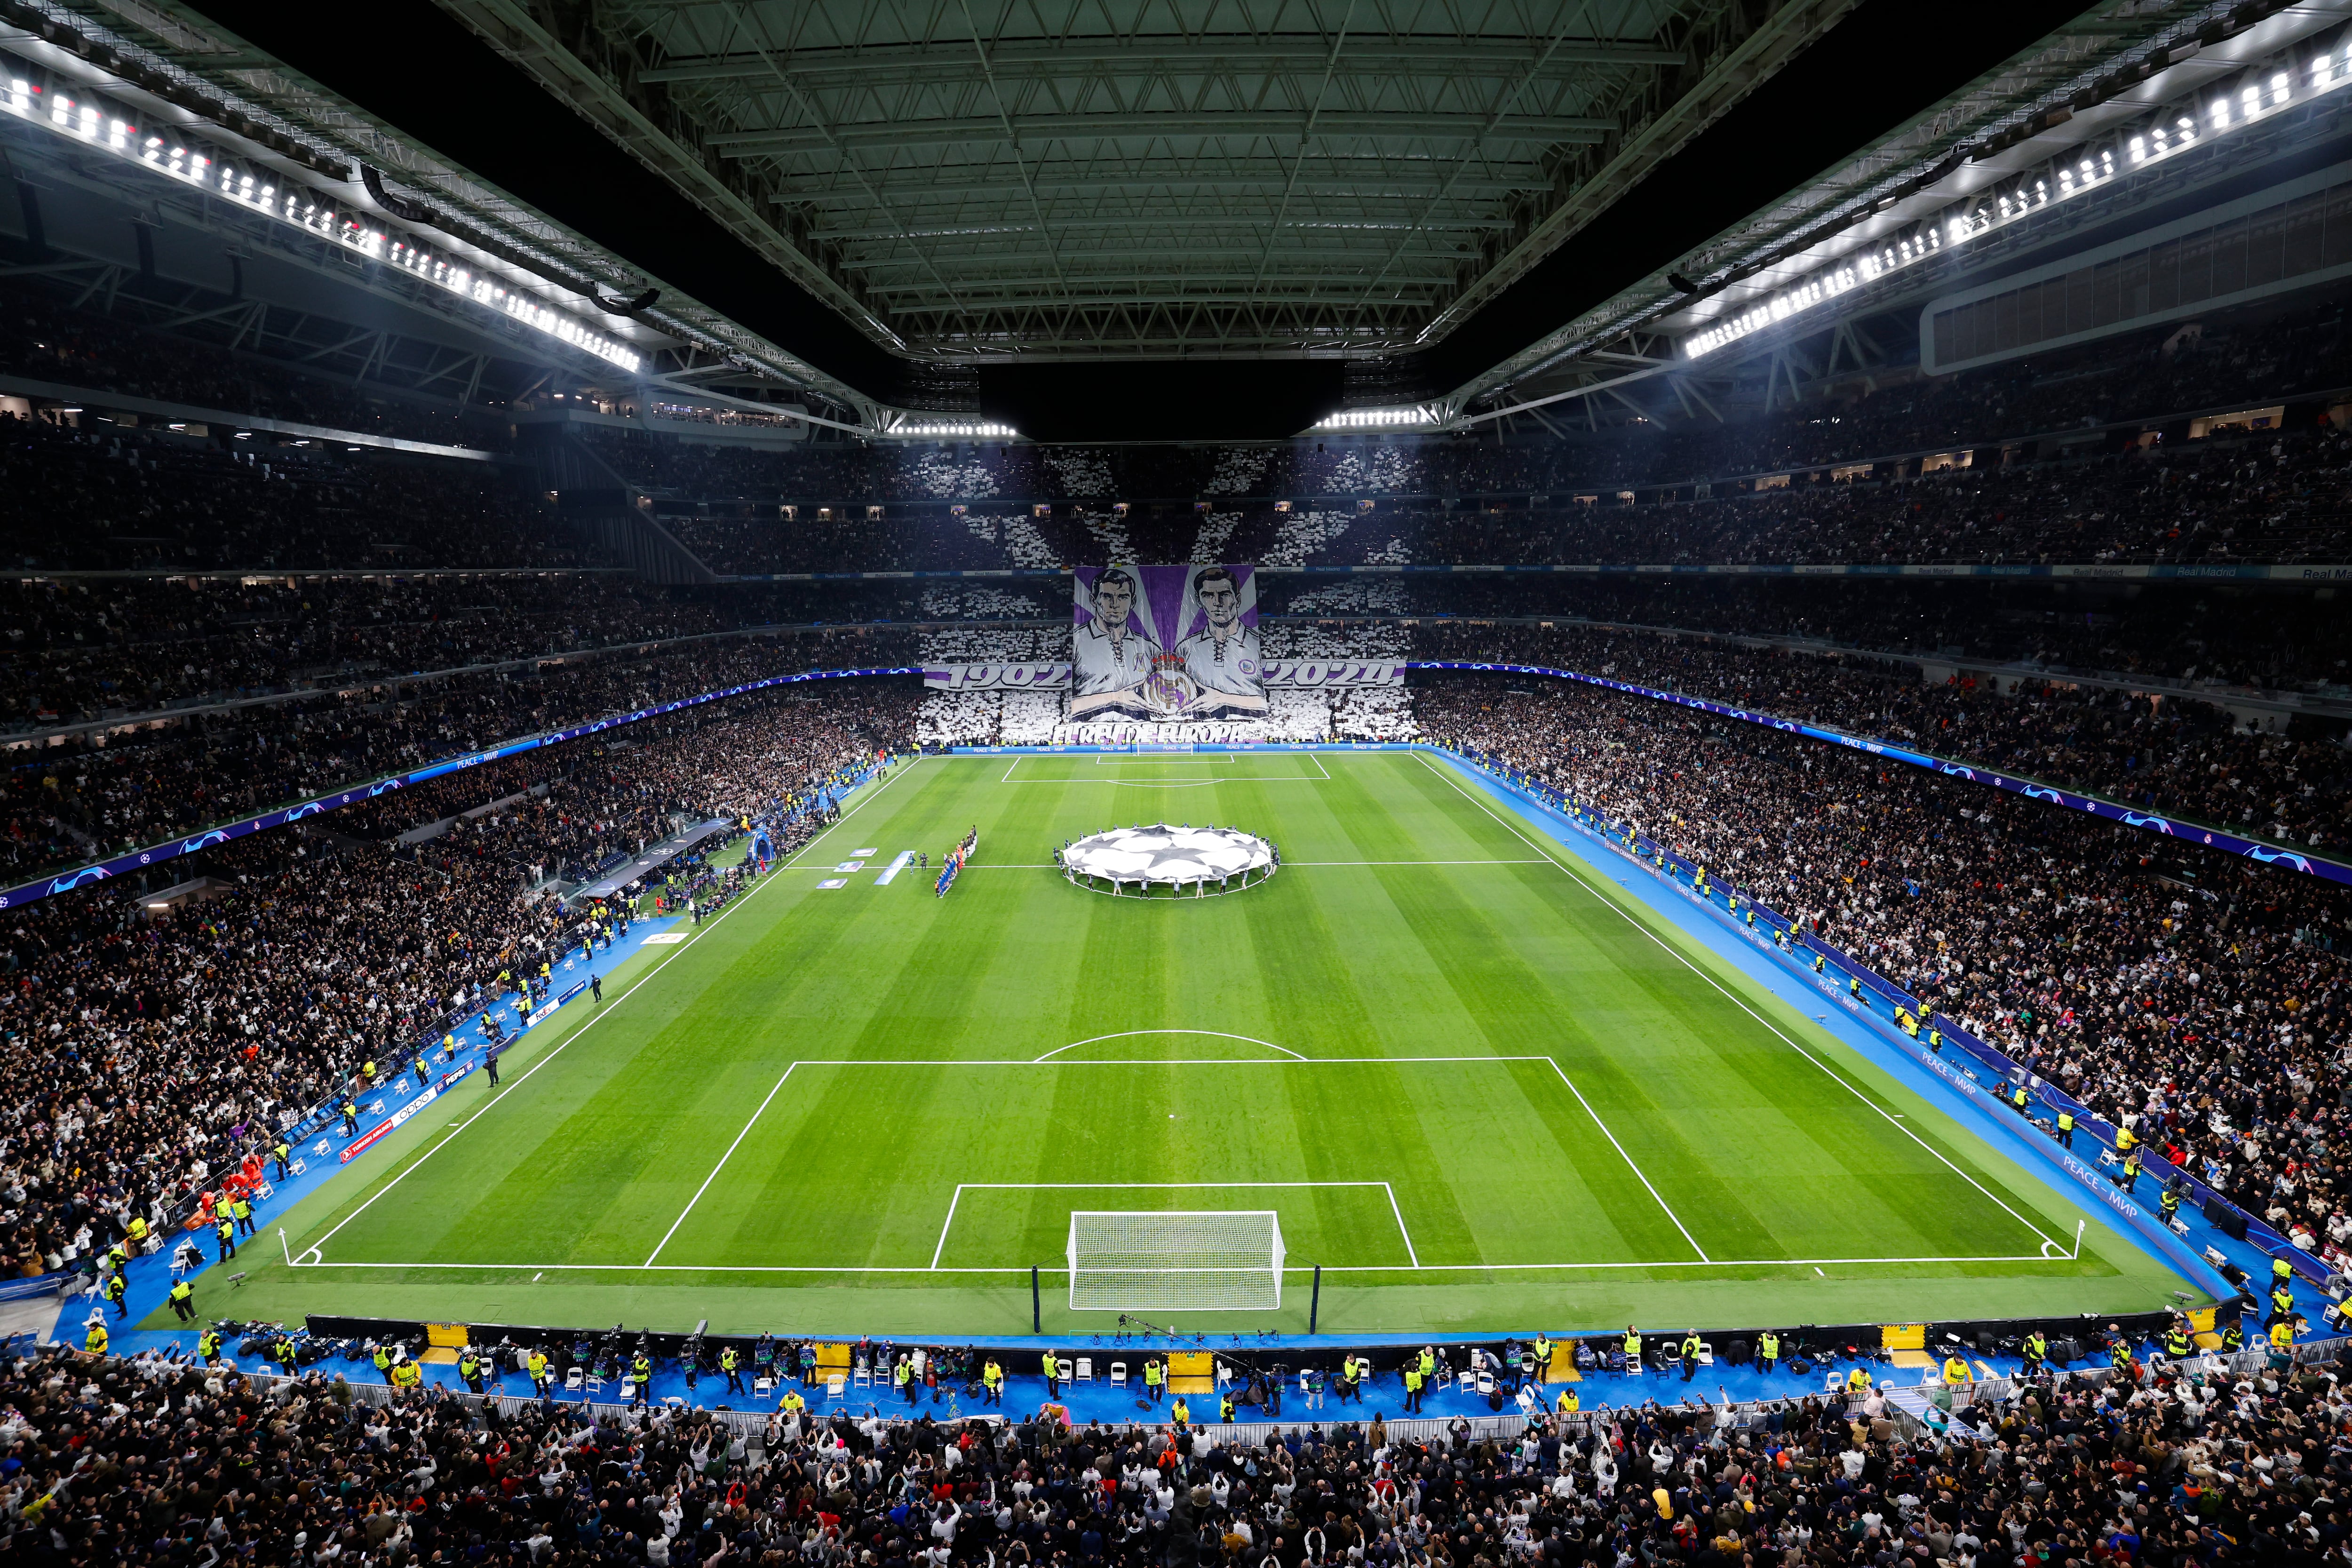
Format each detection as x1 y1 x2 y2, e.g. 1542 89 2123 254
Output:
2 0 2351 1561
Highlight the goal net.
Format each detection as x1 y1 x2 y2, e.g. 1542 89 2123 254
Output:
1066 1210 1285 1311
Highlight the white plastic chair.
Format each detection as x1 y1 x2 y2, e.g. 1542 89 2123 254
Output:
1109 1362 1128 1388
1075 1357 1093 1383
754 1376 775 1397
1215 1362 1232 1387
564 1367 585 1392
826 1374 846 1399
619 1378 637 1402
852 1364 873 1388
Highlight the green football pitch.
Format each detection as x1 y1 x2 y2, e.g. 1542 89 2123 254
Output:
210 750 2194 1338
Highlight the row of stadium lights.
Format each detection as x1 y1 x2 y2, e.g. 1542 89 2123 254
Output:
891 421 1019 438
1681 41 2352 360
0 73 644 374
1311 406 1441 432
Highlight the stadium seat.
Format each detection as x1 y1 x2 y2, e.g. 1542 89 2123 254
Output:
1109 1361 1127 1387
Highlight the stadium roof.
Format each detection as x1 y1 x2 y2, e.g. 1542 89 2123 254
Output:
2 0 2290 436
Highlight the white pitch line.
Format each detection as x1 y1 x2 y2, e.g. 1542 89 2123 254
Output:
1382 1181 1421 1269
644 1061 801 1266
290 759 924 1266
1416 752 2068 1253
1283 859 1549 866
1541 1057 1709 1263
787 1055 1543 1066
290 1251 2075 1274
1032 1029 1307 1062
930 1185 967 1271
969 860 1547 868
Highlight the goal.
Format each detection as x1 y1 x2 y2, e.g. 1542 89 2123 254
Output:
1066 1210 1285 1311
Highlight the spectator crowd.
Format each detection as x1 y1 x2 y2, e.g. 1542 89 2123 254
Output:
3 1320 2344 1568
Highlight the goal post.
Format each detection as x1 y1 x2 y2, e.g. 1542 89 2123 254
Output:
1066 1210 1285 1311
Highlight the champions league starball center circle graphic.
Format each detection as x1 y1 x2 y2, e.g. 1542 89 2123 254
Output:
1061 825 1277 897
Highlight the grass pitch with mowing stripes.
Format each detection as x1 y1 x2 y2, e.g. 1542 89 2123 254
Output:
211 751 2193 1337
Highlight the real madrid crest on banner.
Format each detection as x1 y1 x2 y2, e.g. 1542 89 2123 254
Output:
1140 650 1202 716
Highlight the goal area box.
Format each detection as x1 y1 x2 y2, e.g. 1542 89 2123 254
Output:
1066 1210 1285 1311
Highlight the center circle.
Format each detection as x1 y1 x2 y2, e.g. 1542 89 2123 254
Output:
1060 824 1277 895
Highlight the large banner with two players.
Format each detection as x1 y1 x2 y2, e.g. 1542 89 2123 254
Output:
1073 564 1266 720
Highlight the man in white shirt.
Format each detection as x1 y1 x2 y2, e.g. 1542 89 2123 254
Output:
1173 566 1266 714
1073 569 1159 709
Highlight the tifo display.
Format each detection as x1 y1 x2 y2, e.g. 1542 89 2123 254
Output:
1058 823 1277 894
1071 563 1265 721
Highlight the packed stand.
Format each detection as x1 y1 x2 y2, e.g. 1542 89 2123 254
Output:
0 680 914 1279
1265 572 2352 695
1416 672 2352 1250
0 293 501 449
1414 621 2352 850
0 626 918 889
11 1329 2348 1568
0 575 882 727
0 415 585 572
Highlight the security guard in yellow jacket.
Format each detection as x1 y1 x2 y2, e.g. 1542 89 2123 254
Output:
102 1272 127 1320
83 1321 107 1356
721 1346 745 1394
167 1280 195 1322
